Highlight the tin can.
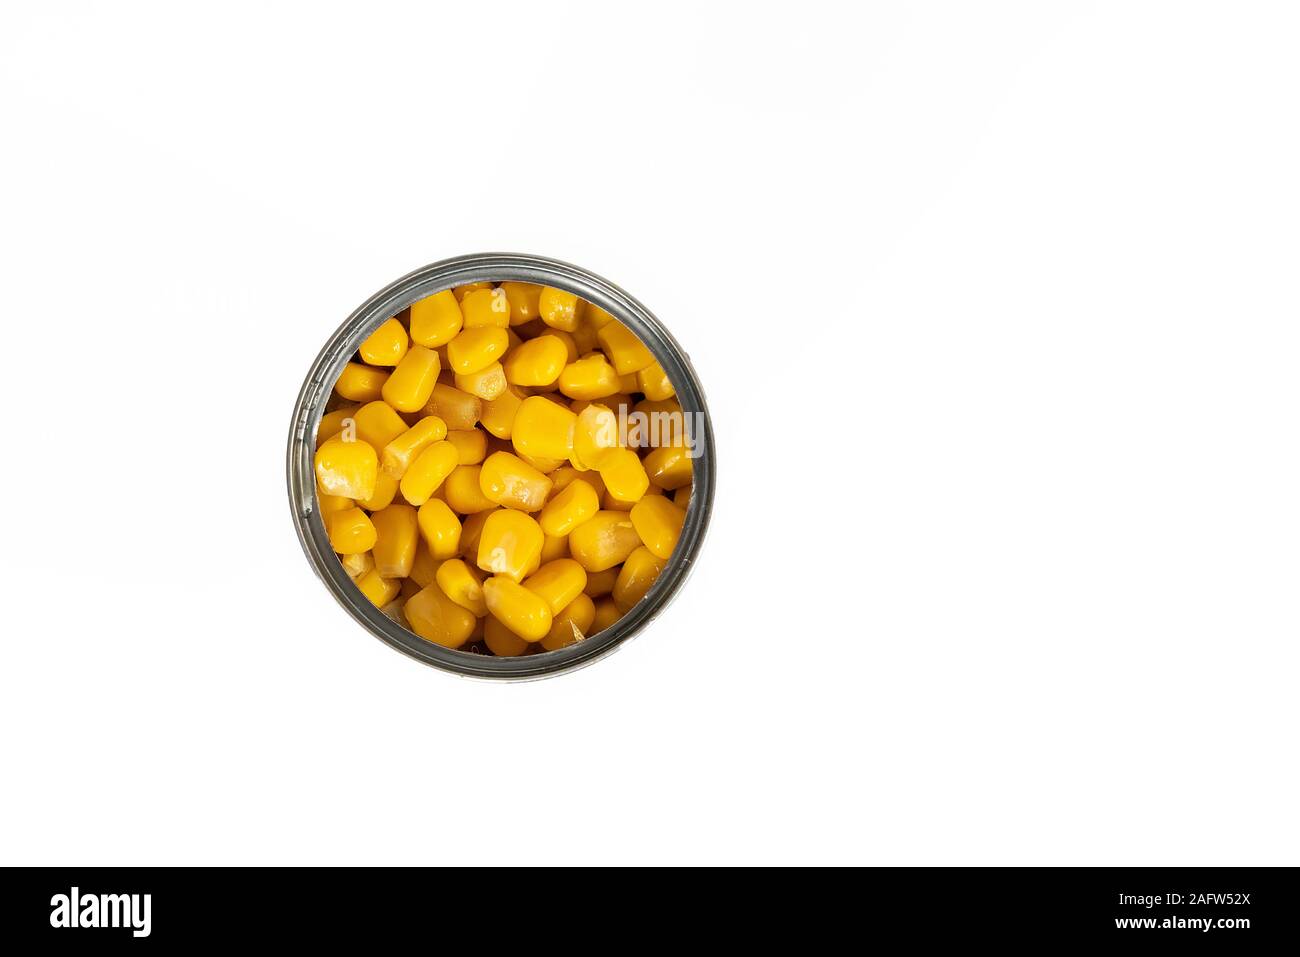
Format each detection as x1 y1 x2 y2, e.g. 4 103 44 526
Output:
287 253 716 679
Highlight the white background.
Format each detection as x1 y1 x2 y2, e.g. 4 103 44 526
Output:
1 1 1296 866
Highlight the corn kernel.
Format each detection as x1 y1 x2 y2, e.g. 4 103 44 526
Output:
548 329 580 362
381 345 441 413
454 362 507 401
371 504 419 578
461 287 511 328
516 449 565 474
409 290 464 347
643 442 693 490
447 326 508 375
568 510 641 571
399 439 458 506
381 414 448 478
483 575 553 641
408 541 438 587
613 546 666 613
484 615 531 656
327 506 378 554
503 335 568 387
422 383 481 430
454 282 493 300
598 447 649 503
479 451 553 512
476 508 544 582
591 596 622 633
552 465 605 501
316 404 360 447
315 435 378 501
317 488 353 515
436 558 487 616
356 568 400 607
341 550 374 579
637 360 675 401
480 385 526 439
358 471 399 511
522 558 587 614
352 400 409 454
443 465 498 513
336 362 390 402
540 533 569 563
538 287 581 331
618 372 640 393
585 303 616 329
673 484 691 509
629 495 686 561
459 506 499 558
597 320 655 375
540 593 596 651
558 354 621 401
500 282 542 325
404 582 477 648
444 429 487 465
359 317 409 366
416 498 462 559
512 395 576 462
572 403 619 469
538 478 600 537
583 566 618 597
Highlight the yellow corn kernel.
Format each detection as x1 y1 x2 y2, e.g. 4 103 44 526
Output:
480 385 526 439
503 335 568 387
572 403 619 469
359 317 410 366
583 566 618 597
370 504 419 578
444 429 488 465
540 533 569 563
461 287 511 328
516 449 565 474
637 360 675 401
538 287 581 331
459 506 499 558
382 345 441 413
673 484 691 509
597 320 655 375
643 442 693 490
483 575 553 641
585 302 616 329
454 282 493 301
568 510 641 572
591 596 622 633
336 362 390 402
476 508 544 582
443 465 498 513
447 326 508 375
522 558 588 614
618 372 640 393
422 382 482 430
315 404 360 447
399 439 458 506
408 541 438 588
613 546 666 613
480 451 553 512
571 322 600 355
511 395 576 462
500 281 542 325
538 478 600 537
340 550 374 579
435 558 487 616
484 615 531 656
540 593 596 651
552 465 605 501
409 290 464 347
602 487 637 511
355 567 400 607
381 414 448 478
326 506 377 554
598 447 649 503
416 498 462 559
454 362 507 401
404 582 477 648
629 495 686 561
358 471 399 511
317 487 353 515
315 435 378 501
352 400 409 454
548 329 580 362
558 354 621 401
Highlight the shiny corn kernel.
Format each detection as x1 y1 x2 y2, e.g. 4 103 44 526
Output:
416 498 462 559
572 403 619 469
613 546 666 613
597 320 655 375
558 354 621 401
317 488 353 515
359 317 410 366
629 495 686 561
444 465 498 513
512 395 576 462
436 558 487 616
540 593 596 651
552 465 605 501
585 303 616 329
503 335 568 387
568 510 641 572
479 451 553 512
480 385 526 439
359 471 399 511
484 615 531 656
548 329 580 362
516 449 565 474
336 362 390 401
408 541 438 587
340 550 374 579
538 287 581 331
523 559 587 614
454 362 507 401
461 287 511 328
315 435 378 500
381 345 441 413
483 575 553 641
454 282 494 301
459 506 499 558
591 596 622 633
422 383 481 430
445 429 487 465
352 400 409 454
643 442 693 489
598 447 650 503
356 568 400 607
315 404 360 447
399 439 458 506
583 566 618 597
500 282 541 325
327 506 378 554
447 326 508 375
381 414 448 478
540 533 569 562
539 478 600 537
410 290 464 347
371 504 419 578
476 508 544 582
404 582 477 648
637 360 675 401
673 484 691 509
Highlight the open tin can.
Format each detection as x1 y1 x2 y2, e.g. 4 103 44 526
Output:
287 253 716 679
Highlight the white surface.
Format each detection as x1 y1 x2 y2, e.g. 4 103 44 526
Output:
1 1 1297 866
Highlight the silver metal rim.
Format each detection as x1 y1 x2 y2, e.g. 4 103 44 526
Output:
286 253 716 680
